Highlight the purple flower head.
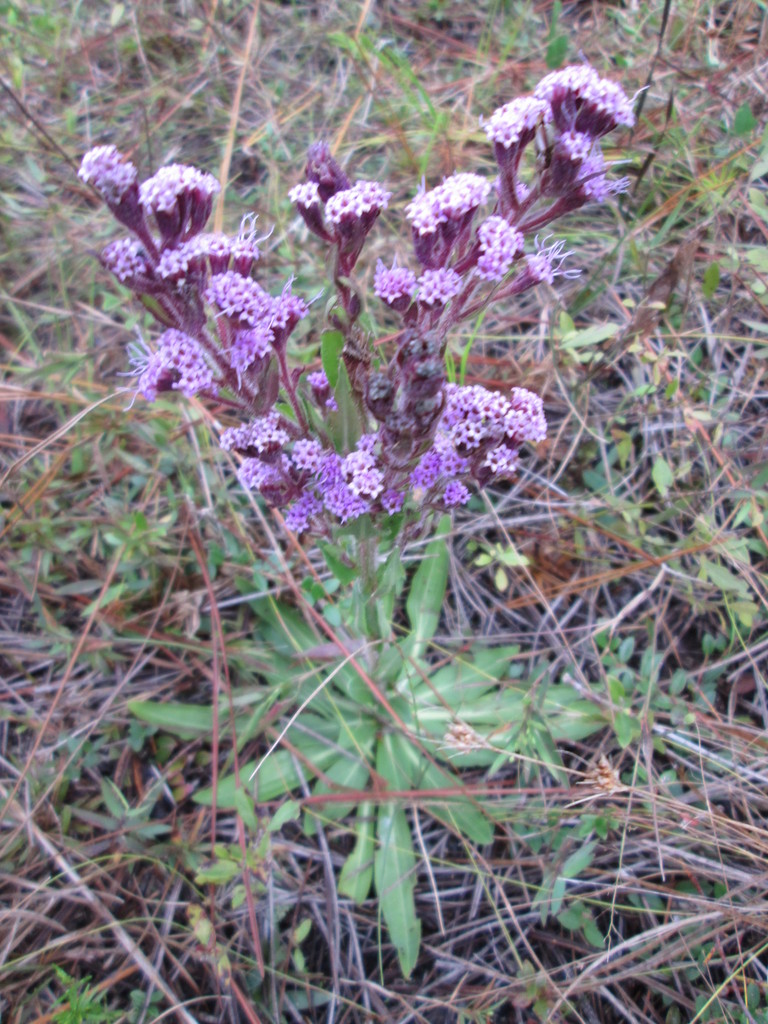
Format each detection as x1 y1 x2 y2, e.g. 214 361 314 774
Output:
410 447 444 491
342 448 385 499
289 181 322 208
291 437 325 472
136 349 172 402
436 173 491 220
405 186 446 237
229 324 273 378
305 141 351 201
284 490 323 533
482 96 551 210
482 443 519 479
306 369 338 411
521 237 580 288
409 432 469 500
417 267 463 307
503 387 547 445
325 180 391 224
79 145 138 204
357 433 377 454
220 410 289 456
441 383 528 454
270 282 309 348
79 145 145 234
157 328 217 398
183 233 234 275
541 129 596 196
381 489 405 515
476 216 524 282
482 96 552 151
405 184 447 269
156 245 191 285
314 451 370 523
442 480 471 507
534 65 635 139
238 456 291 501
577 149 631 203
231 213 264 276
101 237 151 287
374 259 418 312
139 164 220 246
206 271 275 328
324 482 370 523
289 180 332 241
325 180 391 267
407 173 491 268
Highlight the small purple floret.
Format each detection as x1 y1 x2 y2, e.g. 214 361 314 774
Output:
79 145 138 202
418 267 463 306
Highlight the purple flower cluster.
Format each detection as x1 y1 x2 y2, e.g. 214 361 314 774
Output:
79 147 309 416
227 380 545 533
82 63 633 537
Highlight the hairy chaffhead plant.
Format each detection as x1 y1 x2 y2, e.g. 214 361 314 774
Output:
79 64 634 552
79 65 636 978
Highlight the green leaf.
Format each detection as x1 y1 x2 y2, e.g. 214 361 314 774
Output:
702 262 720 299
545 35 568 69
374 549 406 636
531 722 567 786
320 330 344 388
405 518 450 660
100 778 129 818
338 801 375 903
268 799 301 832
561 323 620 349
308 753 371 826
329 361 361 455
129 700 213 738
234 788 259 831
320 543 358 586
195 857 240 885
734 102 757 136
701 557 749 595
560 840 596 879
375 802 421 977
415 760 493 845
195 741 338 806
651 456 674 498
613 710 639 748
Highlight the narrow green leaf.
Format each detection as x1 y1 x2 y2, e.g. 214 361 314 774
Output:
195 743 338 806
320 330 344 388
531 722 568 786
268 799 301 832
651 456 674 498
415 761 493 845
234 788 259 831
702 262 720 299
320 543 358 586
309 754 371 824
129 700 213 737
195 858 240 885
561 323 619 350
330 361 361 455
375 802 421 977
405 519 450 660
338 801 375 903
734 102 758 135
613 710 639 748
560 840 596 879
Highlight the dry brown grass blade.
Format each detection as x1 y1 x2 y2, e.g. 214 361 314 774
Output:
213 1 261 235
0 783 201 1024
